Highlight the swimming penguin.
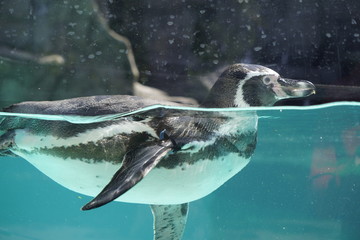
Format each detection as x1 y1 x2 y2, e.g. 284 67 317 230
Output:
0 63 315 240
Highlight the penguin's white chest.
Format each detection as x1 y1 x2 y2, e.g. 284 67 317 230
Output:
10 112 257 205
12 145 250 205
122 143 251 204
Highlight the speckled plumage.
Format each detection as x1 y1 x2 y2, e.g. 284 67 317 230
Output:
0 63 315 240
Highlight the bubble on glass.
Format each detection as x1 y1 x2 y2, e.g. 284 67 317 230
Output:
67 31 75 36
167 21 174 26
326 33 332 38
9 8 14 14
200 10 206 14
200 43 206 48
96 51 102 56
168 39 174 44
254 47 262 51
354 33 359 37
213 59 219 64
88 54 95 59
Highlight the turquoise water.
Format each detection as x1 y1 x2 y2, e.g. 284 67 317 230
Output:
0 102 359 240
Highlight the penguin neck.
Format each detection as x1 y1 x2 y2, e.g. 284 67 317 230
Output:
200 94 235 108
200 77 239 108
201 88 250 108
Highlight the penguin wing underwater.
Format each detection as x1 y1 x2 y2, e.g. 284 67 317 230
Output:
0 63 316 240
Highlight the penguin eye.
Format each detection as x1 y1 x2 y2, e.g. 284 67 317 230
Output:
263 77 271 85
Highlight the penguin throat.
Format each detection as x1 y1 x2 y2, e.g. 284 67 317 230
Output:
234 81 251 107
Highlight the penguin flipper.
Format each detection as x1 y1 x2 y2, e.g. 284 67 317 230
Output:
82 140 173 210
151 203 189 240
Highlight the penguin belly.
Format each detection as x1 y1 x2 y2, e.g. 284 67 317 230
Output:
12 149 120 197
12 145 251 204
123 152 251 204
10 136 252 205
8 112 257 205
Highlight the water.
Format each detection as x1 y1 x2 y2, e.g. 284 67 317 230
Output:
0 102 359 240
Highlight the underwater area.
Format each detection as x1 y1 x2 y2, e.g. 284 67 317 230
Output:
0 102 359 240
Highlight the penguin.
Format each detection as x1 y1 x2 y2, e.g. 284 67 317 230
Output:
0 63 315 240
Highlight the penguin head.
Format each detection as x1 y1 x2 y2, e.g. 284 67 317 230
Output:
202 63 315 107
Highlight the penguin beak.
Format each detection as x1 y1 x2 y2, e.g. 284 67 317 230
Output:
274 78 316 100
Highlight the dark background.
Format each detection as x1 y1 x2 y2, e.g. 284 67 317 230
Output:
1 0 360 106
1 2 360 239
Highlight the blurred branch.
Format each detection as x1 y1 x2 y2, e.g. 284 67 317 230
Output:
92 0 140 80
0 46 64 65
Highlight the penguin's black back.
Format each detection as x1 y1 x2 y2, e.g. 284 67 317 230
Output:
2 95 181 116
